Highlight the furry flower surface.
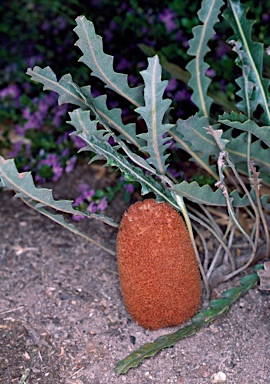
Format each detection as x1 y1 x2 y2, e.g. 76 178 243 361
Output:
116 199 201 330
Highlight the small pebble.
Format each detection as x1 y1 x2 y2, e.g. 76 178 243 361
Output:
211 371 226 383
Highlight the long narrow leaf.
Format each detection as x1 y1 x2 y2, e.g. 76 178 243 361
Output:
71 84 145 148
74 16 144 107
170 114 219 180
66 120 178 209
21 198 116 256
26 67 143 149
223 0 270 124
219 112 270 147
173 180 269 208
228 40 256 117
0 156 117 227
68 108 155 174
169 128 219 181
136 56 173 174
186 0 224 117
115 267 262 375
223 129 270 185
139 44 240 113
26 67 87 109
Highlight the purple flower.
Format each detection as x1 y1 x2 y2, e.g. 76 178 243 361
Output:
116 58 131 71
0 84 21 99
15 124 25 136
97 196 108 211
167 167 185 179
78 183 90 192
26 55 43 68
71 135 86 149
159 9 177 33
22 107 31 119
41 20 50 31
65 155 77 173
108 99 119 109
124 183 135 194
73 195 85 207
175 89 191 102
82 189 95 200
87 201 97 213
166 78 178 92
36 153 63 182
7 141 23 158
206 68 216 78
61 148 70 157
108 136 117 146
72 213 84 221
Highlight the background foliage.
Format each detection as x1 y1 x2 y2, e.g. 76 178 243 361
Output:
1 0 270 190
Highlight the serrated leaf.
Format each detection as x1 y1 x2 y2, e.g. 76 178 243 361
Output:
136 56 173 174
209 299 230 310
66 121 178 209
68 108 155 174
228 40 256 117
174 181 224 205
77 86 145 148
173 180 259 207
223 129 270 185
219 112 270 147
223 0 270 124
115 265 260 375
240 273 260 288
0 156 117 227
74 16 144 107
186 0 224 117
26 67 87 108
139 44 240 114
26 66 143 149
176 115 220 158
207 125 230 151
68 108 103 139
21 198 116 255
0 157 80 215
169 115 219 181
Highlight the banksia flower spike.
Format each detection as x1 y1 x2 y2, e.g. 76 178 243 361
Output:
116 199 202 330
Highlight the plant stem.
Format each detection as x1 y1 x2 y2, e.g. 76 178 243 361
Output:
174 194 210 299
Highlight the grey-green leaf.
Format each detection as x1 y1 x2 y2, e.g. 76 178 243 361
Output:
136 55 174 174
66 118 178 209
186 0 224 117
219 112 270 147
173 180 261 207
0 156 117 227
115 265 261 375
74 16 144 107
223 129 270 185
223 0 270 124
170 114 219 180
26 66 87 109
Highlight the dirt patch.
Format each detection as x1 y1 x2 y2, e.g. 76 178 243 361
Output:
0 165 269 383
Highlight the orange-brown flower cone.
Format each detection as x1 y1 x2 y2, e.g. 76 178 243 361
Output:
116 199 201 330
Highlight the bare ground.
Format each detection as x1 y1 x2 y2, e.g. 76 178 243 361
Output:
0 164 269 384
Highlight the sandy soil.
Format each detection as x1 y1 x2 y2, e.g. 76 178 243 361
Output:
0 165 269 384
